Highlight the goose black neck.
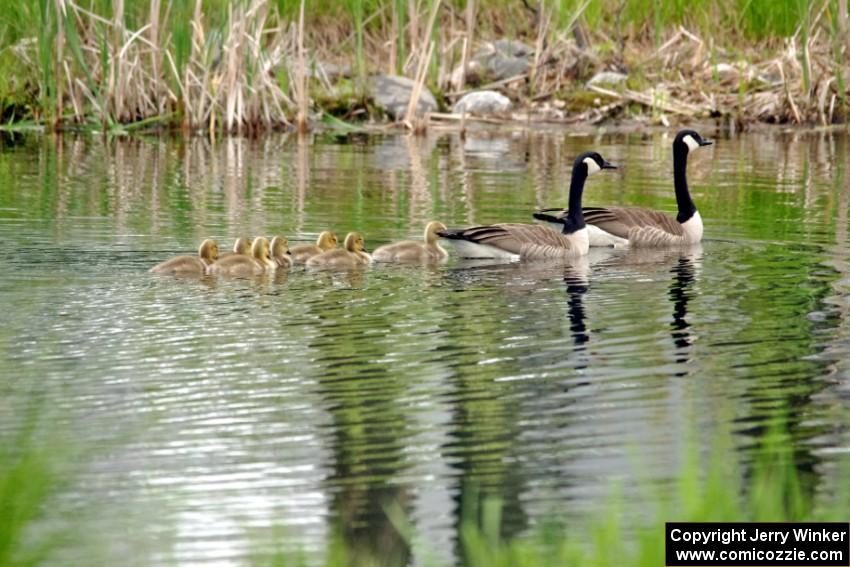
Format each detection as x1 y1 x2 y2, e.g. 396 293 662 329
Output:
563 165 587 234
674 144 697 223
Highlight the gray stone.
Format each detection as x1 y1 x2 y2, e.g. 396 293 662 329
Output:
492 39 534 58
452 90 512 115
370 75 438 121
587 71 628 87
470 39 535 81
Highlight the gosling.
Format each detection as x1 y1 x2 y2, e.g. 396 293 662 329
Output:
208 236 276 276
306 232 371 269
372 221 448 263
270 235 293 268
150 239 219 275
290 231 338 263
218 237 253 259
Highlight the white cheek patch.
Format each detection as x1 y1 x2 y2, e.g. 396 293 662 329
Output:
583 156 602 175
683 135 699 152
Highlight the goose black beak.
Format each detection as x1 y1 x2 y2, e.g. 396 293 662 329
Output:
602 161 618 169
699 139 713 146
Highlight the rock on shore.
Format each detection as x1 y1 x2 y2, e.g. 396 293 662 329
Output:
452 91 513 115
370 75 438 120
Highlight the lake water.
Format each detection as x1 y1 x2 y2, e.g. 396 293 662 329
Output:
1 128 848 565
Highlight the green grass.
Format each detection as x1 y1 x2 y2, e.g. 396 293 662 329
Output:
537 0 805 40
0 391 847 566
0 0 842 127
0 403 73 567
259 418 850 567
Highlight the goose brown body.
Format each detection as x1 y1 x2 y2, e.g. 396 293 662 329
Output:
439 223 588 259
442 152 616 259
583 207 702 247
535 130 711 248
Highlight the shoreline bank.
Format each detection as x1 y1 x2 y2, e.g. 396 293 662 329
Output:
0 1 847 134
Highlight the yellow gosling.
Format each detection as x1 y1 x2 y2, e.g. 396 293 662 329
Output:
290 231 338 263
150 239 219 275
306 232 371 269
209 236 276 276
372 221 448 263
270 235 293 268
218 237 253 259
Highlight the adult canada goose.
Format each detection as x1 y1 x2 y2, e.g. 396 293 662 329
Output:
535 129 712 248
150 239 219 275
290 231 338 263
208 236 276 276
218 237 252 259
270 235 293 268
438 152 616 259
306 232 371 269
373 221 449 263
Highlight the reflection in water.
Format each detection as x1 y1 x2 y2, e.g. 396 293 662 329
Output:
1 131 849 565
309 289 412 566
564 260 590 350
668 247 702 373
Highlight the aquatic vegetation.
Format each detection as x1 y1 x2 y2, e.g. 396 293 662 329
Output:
257 420 850 567
0 405 74 567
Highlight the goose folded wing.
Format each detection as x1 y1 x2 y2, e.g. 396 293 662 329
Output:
441 224 576 256
583 207 684 238
627 225 689 247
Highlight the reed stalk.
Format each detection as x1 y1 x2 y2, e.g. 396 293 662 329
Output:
351 0 366 90
395 0 407 75
798 0 812 102
406 0 419 73
6 0 850 130
295 0 309 133
529 0 551 95
830 0 848 121
457 0 474 92
403 0 440 127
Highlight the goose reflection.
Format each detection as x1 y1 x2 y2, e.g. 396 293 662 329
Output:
668 249 701 363
611 245 702 375
563 257 591 350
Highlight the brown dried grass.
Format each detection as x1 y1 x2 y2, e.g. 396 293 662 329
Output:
15 0 850 131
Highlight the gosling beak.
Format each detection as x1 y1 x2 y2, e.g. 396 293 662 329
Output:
698 139 713 147
287 250 292 255
602 160 618 170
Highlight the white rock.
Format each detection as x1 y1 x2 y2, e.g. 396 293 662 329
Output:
587 71 628 87
452 91 512 115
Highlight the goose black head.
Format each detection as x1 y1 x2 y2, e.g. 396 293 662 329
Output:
674 130 712 153
574 151 617 176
